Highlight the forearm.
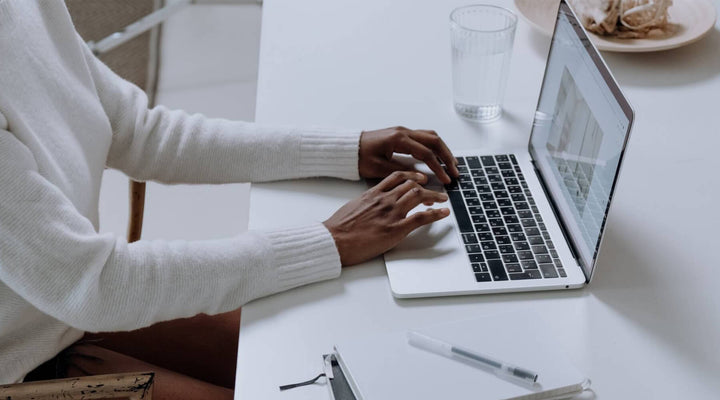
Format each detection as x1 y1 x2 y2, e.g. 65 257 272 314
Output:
80 36 361 183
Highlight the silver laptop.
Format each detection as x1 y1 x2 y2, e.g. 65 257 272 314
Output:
384 1 634 298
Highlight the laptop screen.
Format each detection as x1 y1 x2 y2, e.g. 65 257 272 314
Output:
528 1 633 280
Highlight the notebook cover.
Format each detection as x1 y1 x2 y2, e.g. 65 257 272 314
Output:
333 312 588 400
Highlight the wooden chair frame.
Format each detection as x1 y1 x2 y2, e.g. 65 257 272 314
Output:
0 372 155 400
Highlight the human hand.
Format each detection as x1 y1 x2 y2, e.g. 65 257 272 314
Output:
323 171 450 267
358 126 460 184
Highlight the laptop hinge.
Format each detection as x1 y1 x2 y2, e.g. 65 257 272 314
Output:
530 160 585 275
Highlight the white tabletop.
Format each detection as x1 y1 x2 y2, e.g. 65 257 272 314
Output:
235 1 720 398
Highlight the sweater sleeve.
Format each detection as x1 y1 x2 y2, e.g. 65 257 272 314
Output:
0 130 341 332
78 37 361 184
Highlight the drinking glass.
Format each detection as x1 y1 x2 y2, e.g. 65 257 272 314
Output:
450 5 517 122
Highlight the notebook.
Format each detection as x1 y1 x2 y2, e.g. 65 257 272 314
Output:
333 312 589 400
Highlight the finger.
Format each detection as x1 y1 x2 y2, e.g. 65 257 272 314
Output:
396 138 451 184
399 208 451 233
396 186 449 214
373 170 428 192
388 179 422 200
411 130 460 178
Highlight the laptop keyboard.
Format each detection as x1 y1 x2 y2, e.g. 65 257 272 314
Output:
444 155 566 282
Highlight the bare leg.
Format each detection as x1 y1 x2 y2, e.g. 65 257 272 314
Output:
65 344 234 400
84 308 241 389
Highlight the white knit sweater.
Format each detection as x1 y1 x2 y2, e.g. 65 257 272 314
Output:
0 1 361 383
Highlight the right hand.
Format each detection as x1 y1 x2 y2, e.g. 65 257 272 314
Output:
323 171 450 267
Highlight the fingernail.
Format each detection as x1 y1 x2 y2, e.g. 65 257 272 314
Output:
440 208 450 216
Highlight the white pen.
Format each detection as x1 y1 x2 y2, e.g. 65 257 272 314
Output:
407 331 539 383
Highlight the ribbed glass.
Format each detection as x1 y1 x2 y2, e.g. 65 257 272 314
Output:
450 5 517 122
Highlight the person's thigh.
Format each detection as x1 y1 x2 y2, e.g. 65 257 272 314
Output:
65 343 233 400
84 308 241 389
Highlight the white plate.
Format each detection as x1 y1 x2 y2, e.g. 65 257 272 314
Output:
515 0 717 52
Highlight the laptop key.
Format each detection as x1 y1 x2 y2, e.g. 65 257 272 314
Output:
448 190 473 232
521 260 538 269
481 156 496 167
490 181 504 190
471 215 486 223
497 162 512 170
474 272 492 282
474 224 490 232
478 232 494 241
497 198 512 207
472 263 482 273
515 202 529 210
539 264 558 278
482 201 498 210
486 209 501 218
521 219 537 227
504 215 519 224
557 268 567 278
484 250 501 260
506 263 522 273
466 244 482 253
470 169 484 177
500 207 515 216
492 227 508 236
532 245 548 254
509 270 542 280
494 191 509 199
466 198 481 206
502 170 516 178
495 154 509 162
499 245 515 254
467 156 482 169
514 242 530 251
536 254 552 264
518 251 534 260
510 233 526 241
507 224 523 233
469 254 485 263
502 254 518 263
460 181 474 190
528 236 544 245
462 233 478 244
479 193 494 201
495 235 511 245
481 242 496 251
463 190 478 198
518 210 533 219
525 227 541 236
487 259 508 281
477 185 491 193
468 206 484 215
489 218 504 227
511 194 525 202
473 177 488 185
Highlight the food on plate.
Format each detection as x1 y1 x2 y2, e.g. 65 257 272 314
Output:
569 0 675 38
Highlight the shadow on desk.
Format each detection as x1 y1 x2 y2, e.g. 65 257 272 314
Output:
590 216 719 375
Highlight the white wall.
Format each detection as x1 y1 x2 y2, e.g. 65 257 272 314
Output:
98 4 261 241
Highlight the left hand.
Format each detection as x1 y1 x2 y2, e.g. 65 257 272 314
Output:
358 126 460 184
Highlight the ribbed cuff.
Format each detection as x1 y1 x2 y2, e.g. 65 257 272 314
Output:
262 223 342 292
298 128 362 180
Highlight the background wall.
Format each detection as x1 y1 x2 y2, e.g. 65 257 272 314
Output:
98 3 261 240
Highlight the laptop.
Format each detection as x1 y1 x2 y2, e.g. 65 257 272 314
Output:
383 0 634 298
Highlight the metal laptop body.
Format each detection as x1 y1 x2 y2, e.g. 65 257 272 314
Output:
383 0 634 298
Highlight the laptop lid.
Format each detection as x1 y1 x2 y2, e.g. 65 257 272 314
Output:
528 0 634 281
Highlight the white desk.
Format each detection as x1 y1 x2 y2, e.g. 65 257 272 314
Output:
235 1 720 398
